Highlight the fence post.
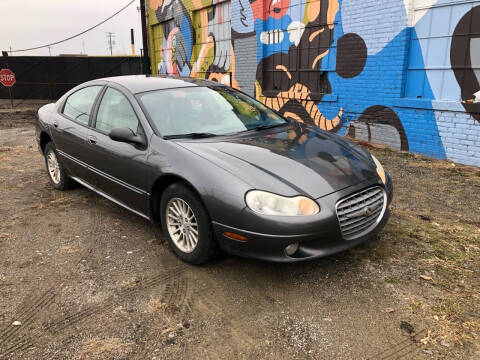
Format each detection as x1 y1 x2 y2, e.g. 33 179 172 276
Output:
8 87 13 108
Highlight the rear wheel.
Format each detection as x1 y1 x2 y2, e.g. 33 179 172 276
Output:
44 142 75 190
160 183 219 264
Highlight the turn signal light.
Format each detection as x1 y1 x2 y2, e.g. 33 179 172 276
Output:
223 232 248 242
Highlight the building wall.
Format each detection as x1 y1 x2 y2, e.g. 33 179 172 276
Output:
147 0 480 167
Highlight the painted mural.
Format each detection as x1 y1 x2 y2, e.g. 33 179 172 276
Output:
451 5 480 122
148 0 480 167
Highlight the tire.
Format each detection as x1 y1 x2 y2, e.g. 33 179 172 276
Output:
44 142 76 190
160 182 219 264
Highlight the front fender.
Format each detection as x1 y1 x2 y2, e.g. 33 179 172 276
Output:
36 103 56 153
147 136 252 226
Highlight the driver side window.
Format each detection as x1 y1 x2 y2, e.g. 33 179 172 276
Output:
95 88 139 134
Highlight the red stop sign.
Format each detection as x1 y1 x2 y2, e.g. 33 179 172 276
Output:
0 69 16 87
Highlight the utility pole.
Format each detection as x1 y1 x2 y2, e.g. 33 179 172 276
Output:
48 46 52 56
136 5 141 23
131 29 135 56
106 32 116 55
139 0 150 74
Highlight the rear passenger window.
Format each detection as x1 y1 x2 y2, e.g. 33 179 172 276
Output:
62 86 102 125
95 88 139 134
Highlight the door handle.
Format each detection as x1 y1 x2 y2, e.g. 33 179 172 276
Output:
53 120 59 128
88 135 97 145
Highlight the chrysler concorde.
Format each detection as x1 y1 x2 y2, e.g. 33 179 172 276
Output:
36 75 393 264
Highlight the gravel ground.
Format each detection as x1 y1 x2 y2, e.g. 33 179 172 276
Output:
0 109 479 359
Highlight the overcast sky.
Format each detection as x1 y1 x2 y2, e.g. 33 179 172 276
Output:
0 0 143 56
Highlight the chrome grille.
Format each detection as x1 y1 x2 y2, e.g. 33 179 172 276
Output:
336 186 386 240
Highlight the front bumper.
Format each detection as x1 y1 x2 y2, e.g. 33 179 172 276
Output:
213 176 393 262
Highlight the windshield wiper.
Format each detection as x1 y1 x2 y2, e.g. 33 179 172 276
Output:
253 122 289 131
163 132 218 140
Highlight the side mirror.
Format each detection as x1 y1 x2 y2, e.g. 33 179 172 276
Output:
109 127 145 146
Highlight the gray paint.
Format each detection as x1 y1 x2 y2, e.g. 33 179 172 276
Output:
36 76 393 262
347 122 402 151
233 36 257 96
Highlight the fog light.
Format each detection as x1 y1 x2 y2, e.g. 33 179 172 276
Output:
285 243 299 256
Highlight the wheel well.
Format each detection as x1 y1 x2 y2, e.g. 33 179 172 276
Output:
150 175 205 223
40 132 52 154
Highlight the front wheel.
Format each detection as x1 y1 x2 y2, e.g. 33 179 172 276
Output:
44 142 75 190
160 183 219 264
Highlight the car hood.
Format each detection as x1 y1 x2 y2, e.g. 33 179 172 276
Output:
176 123 378 199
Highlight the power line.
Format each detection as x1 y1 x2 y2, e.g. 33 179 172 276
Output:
9 0 136 53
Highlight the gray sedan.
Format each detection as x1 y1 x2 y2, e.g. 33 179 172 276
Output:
36 75 393 264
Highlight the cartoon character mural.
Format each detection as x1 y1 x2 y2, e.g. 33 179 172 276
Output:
195 0 235 86
147 0 480 166
451 5 480 122
251 0 411 149
151 0 194 76
230 0 257 95
254 0 344 131
408 1 480 163
152 0 238 87
317 0 409 153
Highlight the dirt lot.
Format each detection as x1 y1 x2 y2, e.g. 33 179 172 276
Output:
1 109 479 359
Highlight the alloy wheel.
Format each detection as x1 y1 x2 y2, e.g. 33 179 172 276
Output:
47 150 61 184
166 197 199 253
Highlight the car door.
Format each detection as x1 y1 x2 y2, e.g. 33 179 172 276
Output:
50 85 103 180
85 86 150 215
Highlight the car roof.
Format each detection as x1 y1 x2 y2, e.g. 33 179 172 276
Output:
96 75 226 94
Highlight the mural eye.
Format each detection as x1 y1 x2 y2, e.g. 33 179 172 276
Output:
336 33 367 79
273 8 281 13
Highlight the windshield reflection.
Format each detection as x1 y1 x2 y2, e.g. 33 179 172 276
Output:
229 122 375 187
139 86 287 137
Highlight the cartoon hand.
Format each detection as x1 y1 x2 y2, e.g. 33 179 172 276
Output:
208 4 232 71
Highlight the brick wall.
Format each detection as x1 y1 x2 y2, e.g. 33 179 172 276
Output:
146 0 480 167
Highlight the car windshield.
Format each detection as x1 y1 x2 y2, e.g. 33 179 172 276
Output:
138 86 287 138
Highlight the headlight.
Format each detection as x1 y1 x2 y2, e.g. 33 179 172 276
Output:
245 190 320 216
371 155 386 184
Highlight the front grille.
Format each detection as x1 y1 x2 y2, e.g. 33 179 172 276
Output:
336 186 386 240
